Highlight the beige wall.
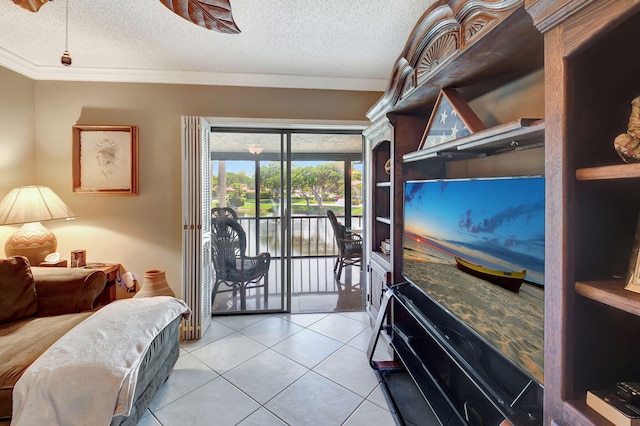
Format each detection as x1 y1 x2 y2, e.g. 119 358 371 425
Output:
0 67 36 251
1 67 381 297
0 68 36 191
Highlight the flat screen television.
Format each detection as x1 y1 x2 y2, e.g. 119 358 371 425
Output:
402 176 545 384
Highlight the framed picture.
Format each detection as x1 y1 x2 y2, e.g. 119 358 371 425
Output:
72 125 138 195
418 88 485 150
625 214 640 294
70 250 86 268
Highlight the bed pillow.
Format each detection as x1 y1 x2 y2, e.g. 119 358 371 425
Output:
0 256 37 324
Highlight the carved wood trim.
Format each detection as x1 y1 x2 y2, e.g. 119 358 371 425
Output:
416 31 459 82
461 12 500 46
400 73 416 99
363 116 392 143
527 0 640 53
463 15 491 42
366 59 414 123
525 0 593 33
367 0 525 122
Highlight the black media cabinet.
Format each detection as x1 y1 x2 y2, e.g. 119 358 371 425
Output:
367 284 543 425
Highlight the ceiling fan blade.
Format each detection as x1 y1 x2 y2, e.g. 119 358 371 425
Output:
12 0 49 12
159 0 241 34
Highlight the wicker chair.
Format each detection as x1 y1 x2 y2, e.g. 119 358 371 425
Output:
211 217 270 310
211 207 238 221
327 209 363 280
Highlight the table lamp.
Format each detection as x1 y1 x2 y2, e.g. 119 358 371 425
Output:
0 186 76 265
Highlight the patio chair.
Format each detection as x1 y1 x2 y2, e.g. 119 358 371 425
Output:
327 209 363 280
211 217 270 310
211 207 238 221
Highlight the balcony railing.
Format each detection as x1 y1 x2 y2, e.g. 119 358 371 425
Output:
234 214 363 259
210 213 363 313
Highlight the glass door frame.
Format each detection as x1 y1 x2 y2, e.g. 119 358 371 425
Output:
210 123 366 314
211 128 289 313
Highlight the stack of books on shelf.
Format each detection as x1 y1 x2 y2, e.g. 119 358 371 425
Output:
587 386 640 425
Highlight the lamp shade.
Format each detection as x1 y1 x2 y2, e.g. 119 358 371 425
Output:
0 186 75 225
0 186 75 265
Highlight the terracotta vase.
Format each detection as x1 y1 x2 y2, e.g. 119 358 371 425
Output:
134 269 175 298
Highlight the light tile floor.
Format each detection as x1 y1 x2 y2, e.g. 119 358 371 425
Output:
137 311 396 426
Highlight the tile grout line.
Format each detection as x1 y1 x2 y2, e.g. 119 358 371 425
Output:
149 311 388 425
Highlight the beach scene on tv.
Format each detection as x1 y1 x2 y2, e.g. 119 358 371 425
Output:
402 177 545 383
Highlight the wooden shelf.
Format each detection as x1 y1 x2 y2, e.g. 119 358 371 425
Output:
376 216 392 225
404 150 483 164
576 163 640 181
575 280 640 317
403 119 544 164
564 400 613 426
457 119 545 151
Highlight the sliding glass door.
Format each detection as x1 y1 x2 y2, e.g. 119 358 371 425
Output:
211 131 287 314
210 128 363 314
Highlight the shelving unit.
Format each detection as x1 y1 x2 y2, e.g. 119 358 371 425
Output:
365 0 640 423
525 0 640 424
364 0 544 309
573 164 640 321
363 0 547 424
364 0 543 326
364 120 393 319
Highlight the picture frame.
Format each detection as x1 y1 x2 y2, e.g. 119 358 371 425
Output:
70 250 86 268
625 214 640 294
72 125 138 195
418 88 485 150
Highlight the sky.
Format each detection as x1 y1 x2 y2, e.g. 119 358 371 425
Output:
404 177 545 285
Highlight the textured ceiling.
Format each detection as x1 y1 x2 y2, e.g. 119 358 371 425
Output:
0 0 437 91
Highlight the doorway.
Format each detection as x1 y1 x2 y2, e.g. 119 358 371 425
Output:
210 127 364 314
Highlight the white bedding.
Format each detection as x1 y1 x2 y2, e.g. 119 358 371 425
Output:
12 296 191 426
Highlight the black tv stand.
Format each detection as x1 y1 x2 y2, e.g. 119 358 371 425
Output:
367 284 543 425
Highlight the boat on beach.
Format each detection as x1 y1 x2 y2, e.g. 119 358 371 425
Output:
454 256 526 293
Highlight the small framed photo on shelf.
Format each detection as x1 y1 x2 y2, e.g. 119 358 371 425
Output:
418 88 485 150
625 214 640 294
72 125 139 195
70 250 86 268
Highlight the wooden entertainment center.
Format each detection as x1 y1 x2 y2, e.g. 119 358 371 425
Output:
364 0 640 424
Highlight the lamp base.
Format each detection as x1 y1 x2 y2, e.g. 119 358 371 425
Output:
4 222 57 266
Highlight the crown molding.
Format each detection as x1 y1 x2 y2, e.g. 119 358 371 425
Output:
0 48 386 92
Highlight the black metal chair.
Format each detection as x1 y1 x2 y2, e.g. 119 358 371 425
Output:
211 217 270 310
327 209 363 280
